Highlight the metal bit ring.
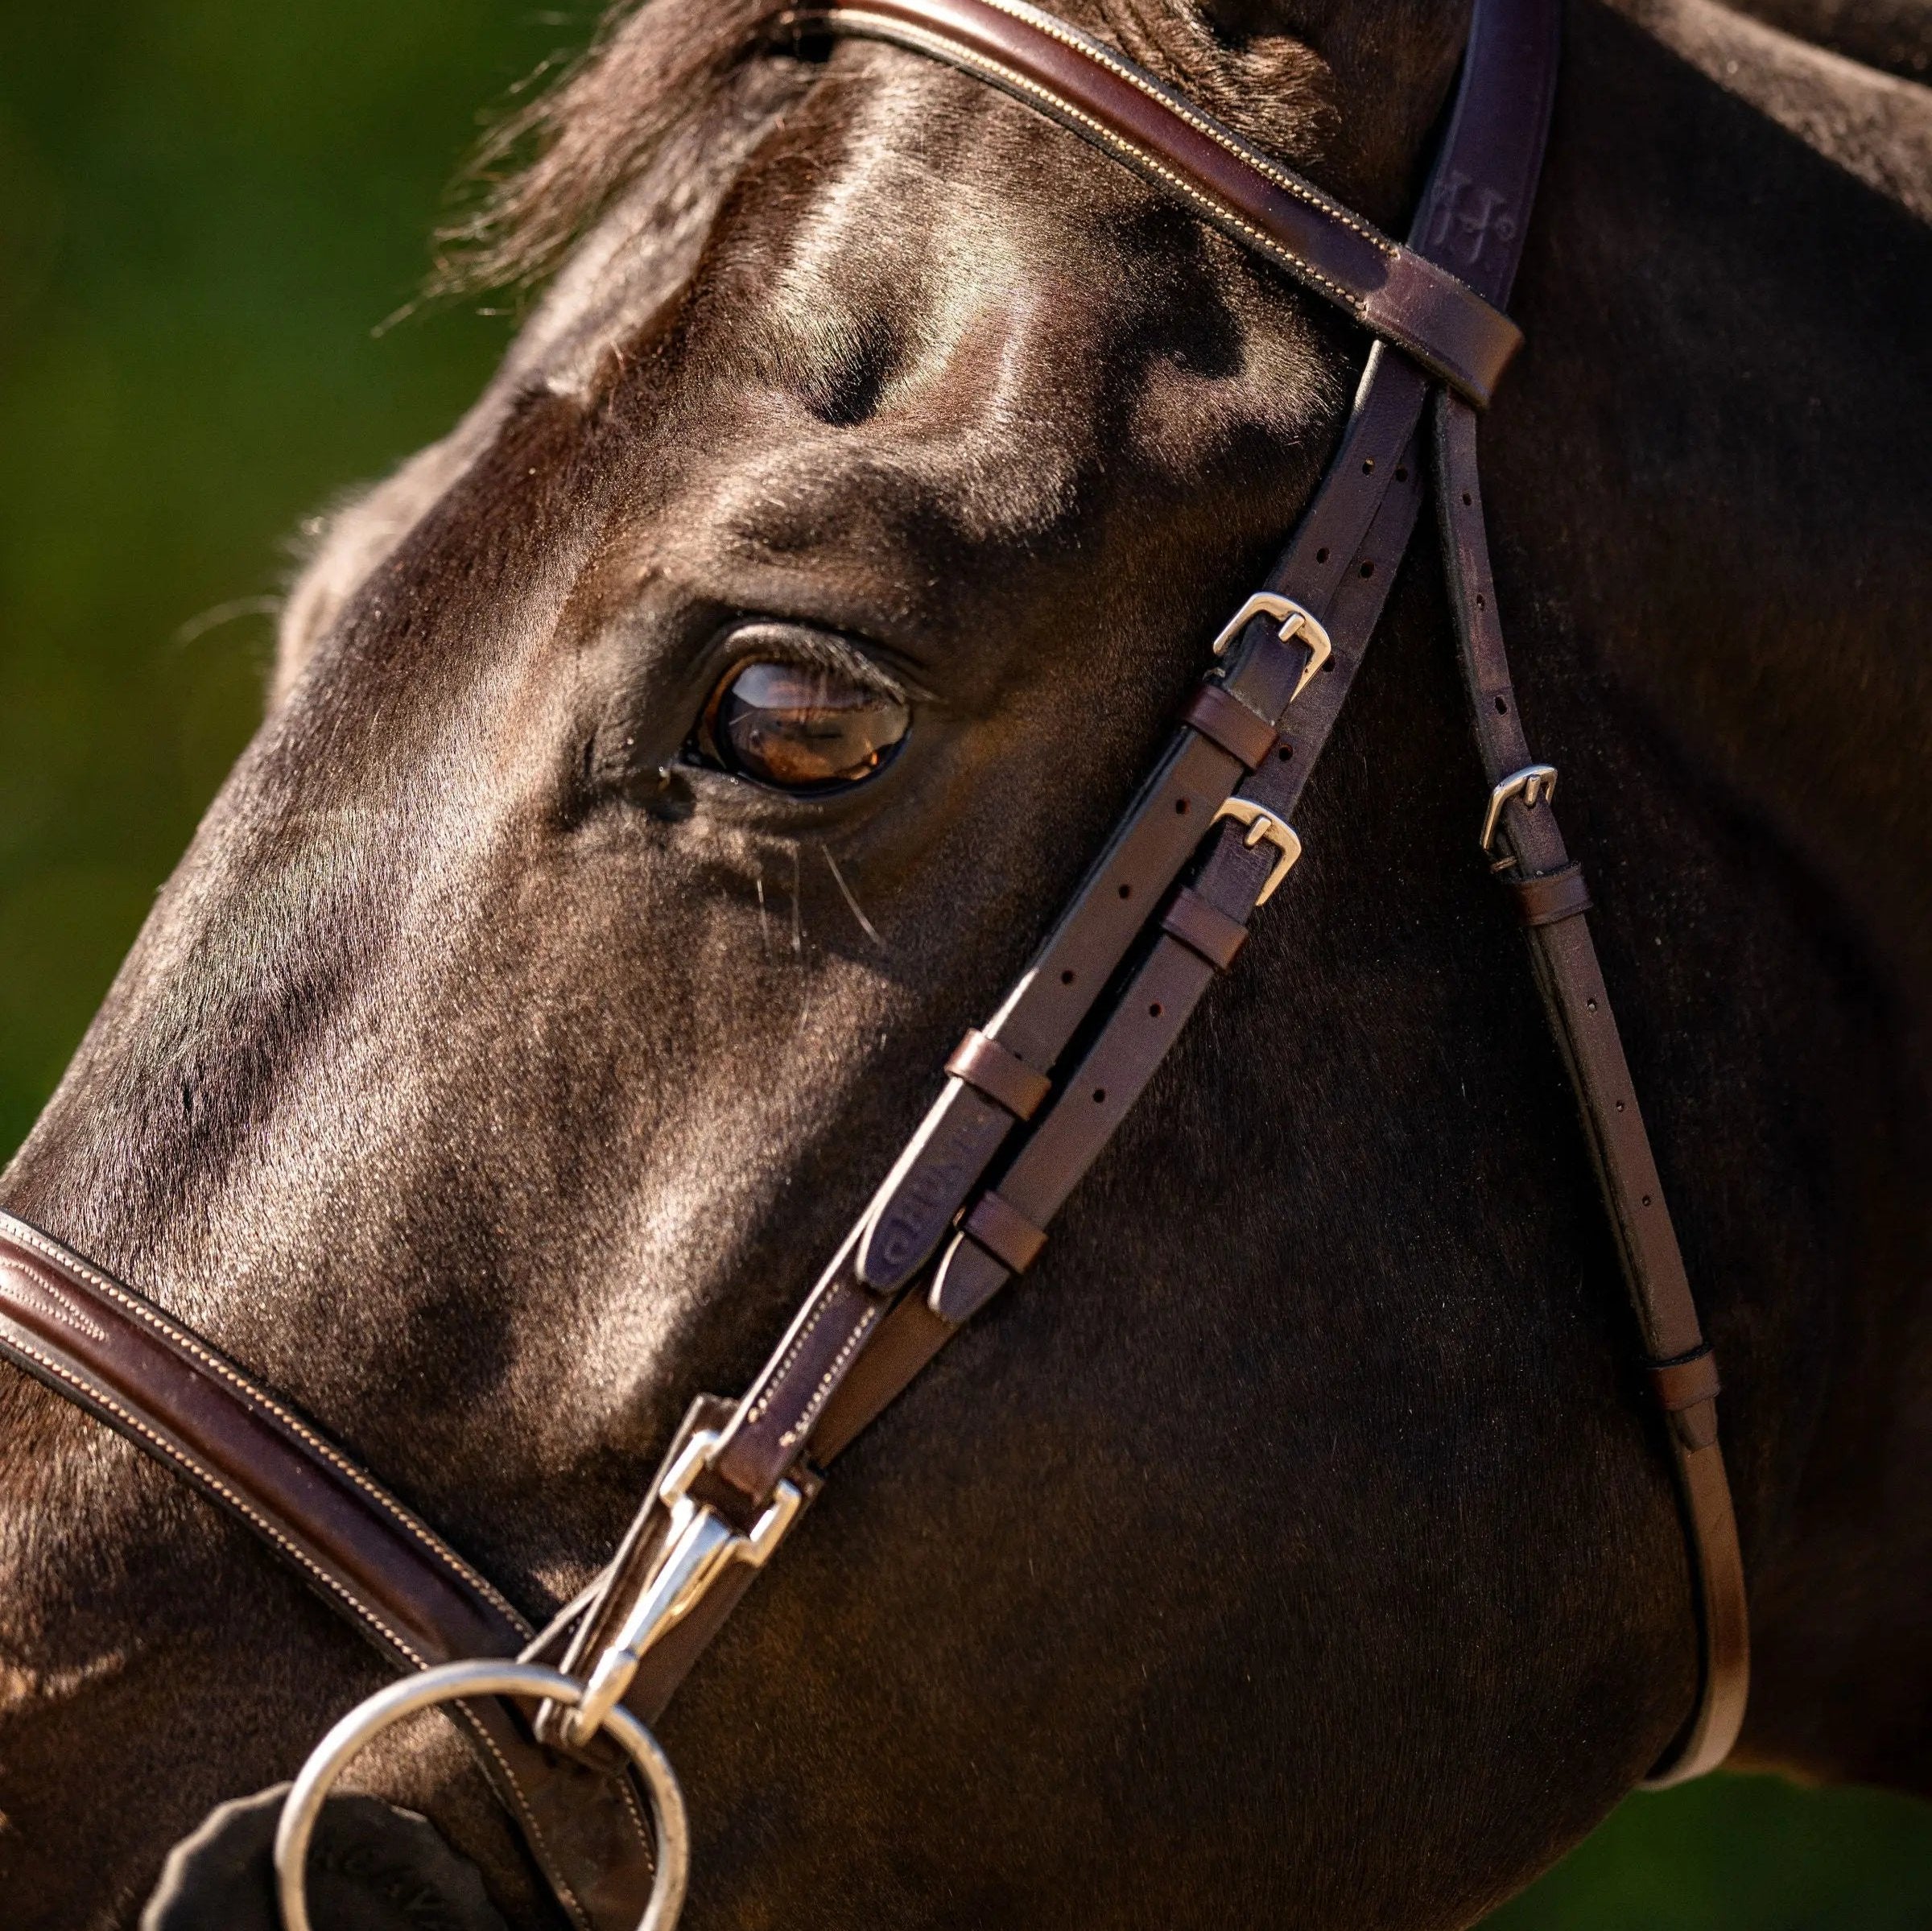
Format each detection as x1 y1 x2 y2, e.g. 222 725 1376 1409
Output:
274 1661 689 1931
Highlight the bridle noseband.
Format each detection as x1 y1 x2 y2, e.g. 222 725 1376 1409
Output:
0 2 1748 1926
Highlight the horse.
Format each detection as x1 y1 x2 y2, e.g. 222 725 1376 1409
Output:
2 0 1928 1924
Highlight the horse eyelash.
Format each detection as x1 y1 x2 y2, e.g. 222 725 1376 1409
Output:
722 628 929 706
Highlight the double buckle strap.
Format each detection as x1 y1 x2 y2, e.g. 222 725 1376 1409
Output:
559 1430 803 1750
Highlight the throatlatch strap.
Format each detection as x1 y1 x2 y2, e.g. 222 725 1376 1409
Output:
1432 398 1750 1784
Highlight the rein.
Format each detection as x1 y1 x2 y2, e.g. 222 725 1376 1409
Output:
0 1 1749 1925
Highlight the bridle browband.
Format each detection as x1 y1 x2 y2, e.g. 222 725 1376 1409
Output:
0 2 1749 1925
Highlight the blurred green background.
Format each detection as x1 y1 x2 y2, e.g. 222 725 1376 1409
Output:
1 2 1927 1924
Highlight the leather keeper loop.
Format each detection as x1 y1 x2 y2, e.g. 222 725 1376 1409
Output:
1647 1345 1720 1413
1182 683 1277 770
963 1190 1048 1275
1509 861 1592 927
946 1028 1052 1120
1162 887 1249 971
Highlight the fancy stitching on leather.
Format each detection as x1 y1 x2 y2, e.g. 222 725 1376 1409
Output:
741 1302 837 1426
0 1217 530 1635
972 0 1394 248
0 1259 106 1342
793 14 1366 318
741 1293 844 1426
0 1326 431 1672
610 1747 654 1853
777 1298 886 1450
825 0 1397 254
448 1701 597 1931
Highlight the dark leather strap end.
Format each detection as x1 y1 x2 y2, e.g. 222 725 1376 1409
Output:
962 1190 1047 1276
929 1229 1012 1325
946 1028 1052 1120
1509 861 1592 927
1181 683 1277 770
1161 888 1248 971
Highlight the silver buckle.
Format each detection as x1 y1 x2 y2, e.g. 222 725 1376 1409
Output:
1210 593 1332 705
1211 797 1304 906
1480 763 1558 857
564 1430 802 1748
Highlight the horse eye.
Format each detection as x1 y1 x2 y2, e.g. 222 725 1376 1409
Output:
700 659 910 790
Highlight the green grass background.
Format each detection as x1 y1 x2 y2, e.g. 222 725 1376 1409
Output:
2 2 1927 1923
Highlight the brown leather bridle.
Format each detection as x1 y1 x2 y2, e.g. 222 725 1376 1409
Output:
0 2 1749 1925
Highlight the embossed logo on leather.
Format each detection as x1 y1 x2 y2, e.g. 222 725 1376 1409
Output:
860 1107 993 1286
1427 171 1517 267
0 1256 108 1343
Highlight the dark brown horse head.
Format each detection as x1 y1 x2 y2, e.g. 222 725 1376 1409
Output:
4 1 1930 1925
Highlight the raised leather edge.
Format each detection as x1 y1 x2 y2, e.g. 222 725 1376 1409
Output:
1182 682 1277 769
1160 886 1249 971
1509 860 1592 927
962 1190 1048 1274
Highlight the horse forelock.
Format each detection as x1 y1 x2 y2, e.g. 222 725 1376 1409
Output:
279 0 1480 706
439 0 1474 297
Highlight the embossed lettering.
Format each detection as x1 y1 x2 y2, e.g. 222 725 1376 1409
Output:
1427 171 1516 268
860 1100 1005 1285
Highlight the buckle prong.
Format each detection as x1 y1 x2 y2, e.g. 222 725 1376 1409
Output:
1210 593 1332 704
1211 798 1304 906
1480 764 1558 855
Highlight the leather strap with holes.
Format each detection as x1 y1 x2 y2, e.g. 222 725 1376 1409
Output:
1432 393 1749 1783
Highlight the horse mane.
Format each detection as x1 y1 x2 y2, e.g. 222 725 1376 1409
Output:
435 0 788 294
